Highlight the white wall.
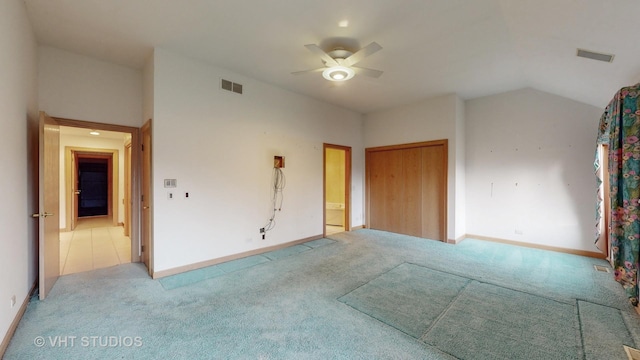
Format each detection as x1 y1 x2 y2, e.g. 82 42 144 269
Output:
38 46 142 127
152 49 364 272
142 52 154 124
454 96 466 239
58 134 127 228
465 88 603 251
0 0 38 346
364 94 465 241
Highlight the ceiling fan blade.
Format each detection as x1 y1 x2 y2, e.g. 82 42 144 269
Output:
352 66 384 78
344 42 382 67
291 67 325 76
304 44 339 67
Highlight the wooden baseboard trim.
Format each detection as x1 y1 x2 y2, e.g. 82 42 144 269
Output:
447 234 467 245
152 234 324 279
1 281 37 358
351 225 365 231
465 234 607 259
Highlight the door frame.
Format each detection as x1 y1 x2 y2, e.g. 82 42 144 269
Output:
53 116 142 263
65 148 119 230
141 120 153 275
323 143 351 237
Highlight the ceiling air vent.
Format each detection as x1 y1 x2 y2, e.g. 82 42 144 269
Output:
577 48 614 63
221 79 243 94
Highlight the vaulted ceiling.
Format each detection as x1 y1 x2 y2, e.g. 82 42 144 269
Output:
24 0 640 114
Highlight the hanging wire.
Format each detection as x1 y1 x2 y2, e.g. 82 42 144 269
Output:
263 167 286 233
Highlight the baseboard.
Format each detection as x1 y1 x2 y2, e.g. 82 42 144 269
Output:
447 234 467 245
152 234 324 279
1 281 37 358
351 225 365 230
465 234 607 259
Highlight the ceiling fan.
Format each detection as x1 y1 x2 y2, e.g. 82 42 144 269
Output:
292 42 383 82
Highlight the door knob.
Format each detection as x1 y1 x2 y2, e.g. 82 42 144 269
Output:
74 190 81 195
143 206 150 210
31 213 53 218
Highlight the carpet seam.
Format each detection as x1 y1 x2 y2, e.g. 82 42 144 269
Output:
405 261 603 309
419 278 473 344
335 263 408 299
576 300 588 360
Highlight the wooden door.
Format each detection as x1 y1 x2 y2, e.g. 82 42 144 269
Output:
71 151 78 230
421 145 446 241
124 141 132 237
366 140 447 241
36 112 60 300
141 121 152 274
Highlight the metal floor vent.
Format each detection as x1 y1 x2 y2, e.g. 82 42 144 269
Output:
594 265 610 273
221 79 243 94
577 48 615 63
624 345 640 360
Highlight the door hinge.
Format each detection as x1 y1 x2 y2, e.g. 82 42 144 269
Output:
141 144 144 151
141 194 144 202
141 245 145 252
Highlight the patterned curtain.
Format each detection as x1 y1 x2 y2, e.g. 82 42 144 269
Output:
596 83 640 306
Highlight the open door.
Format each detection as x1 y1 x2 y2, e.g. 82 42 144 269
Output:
34 112 60 300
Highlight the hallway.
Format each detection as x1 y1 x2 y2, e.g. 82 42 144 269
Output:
59 217 131 275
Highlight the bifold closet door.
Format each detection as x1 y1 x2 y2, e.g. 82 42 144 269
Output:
366 140 447 241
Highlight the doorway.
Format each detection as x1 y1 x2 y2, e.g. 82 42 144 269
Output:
77 157 109 217
323 144 351 236
65 148 119 230
37 115 144 299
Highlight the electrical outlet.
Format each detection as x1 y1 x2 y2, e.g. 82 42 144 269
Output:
10 295 16 308
167 192 173 200
259 228 265 234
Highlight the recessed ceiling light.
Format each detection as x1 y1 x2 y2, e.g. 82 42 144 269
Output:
338 20 349 28
89 130 100 136
322 66 355 82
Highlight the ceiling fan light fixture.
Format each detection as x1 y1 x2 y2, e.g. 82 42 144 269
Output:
322 66 355 82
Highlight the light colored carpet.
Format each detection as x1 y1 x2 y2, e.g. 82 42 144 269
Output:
4 229 640 359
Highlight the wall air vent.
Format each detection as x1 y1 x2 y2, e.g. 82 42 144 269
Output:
221 79 243 94
577 48 614 63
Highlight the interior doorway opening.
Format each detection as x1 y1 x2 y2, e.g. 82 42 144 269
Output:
324 144 351 236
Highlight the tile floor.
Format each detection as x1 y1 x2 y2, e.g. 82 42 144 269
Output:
326 225 345 236
59 217 132 275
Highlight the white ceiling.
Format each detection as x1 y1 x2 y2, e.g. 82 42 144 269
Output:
60 126 129 141
23 0 640 114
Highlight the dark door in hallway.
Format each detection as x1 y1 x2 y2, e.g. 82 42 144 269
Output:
77 158 109 217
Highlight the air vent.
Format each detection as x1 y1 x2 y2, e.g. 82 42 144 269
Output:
221 79 243 94
577 48 614 63
594 265 610 273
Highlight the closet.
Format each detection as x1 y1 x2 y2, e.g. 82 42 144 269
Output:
366 140 447 241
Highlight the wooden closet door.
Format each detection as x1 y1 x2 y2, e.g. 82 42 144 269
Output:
422 145 445 240
366 140 447 241
368 150 387 231
402 148 422 237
